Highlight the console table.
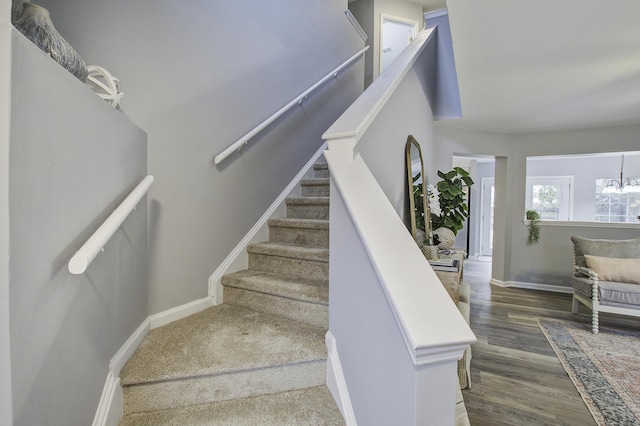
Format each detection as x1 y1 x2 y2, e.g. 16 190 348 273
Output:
431 252 464 304
430 251 471 389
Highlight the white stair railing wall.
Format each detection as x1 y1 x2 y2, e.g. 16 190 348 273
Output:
323 28 476 425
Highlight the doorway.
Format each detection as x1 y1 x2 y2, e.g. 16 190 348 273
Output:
480 177 494 257
380 14 418 74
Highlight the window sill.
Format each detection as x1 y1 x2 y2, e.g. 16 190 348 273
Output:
522 220 640 229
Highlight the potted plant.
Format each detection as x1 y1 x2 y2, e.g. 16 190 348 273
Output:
431 167 474 239
526 209 541 245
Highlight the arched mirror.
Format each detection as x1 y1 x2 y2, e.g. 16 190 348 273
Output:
406 135 432 246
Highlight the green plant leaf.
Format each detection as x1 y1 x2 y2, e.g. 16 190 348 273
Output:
454 167 469 176
450 185 463 196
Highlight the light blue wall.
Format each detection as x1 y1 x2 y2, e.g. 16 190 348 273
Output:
424 10 462 120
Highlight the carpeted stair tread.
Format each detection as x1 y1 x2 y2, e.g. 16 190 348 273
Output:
119 386 345 426
268 218 329 230
247 242 329 262
222 270 328 305
313 163 329 179
301 178 329 197
268 218 329 248
286 197 329 220
301 178 329 185
120 304 327 386
286 196 329 205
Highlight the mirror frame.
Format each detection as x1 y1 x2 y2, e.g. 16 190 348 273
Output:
406 135 432 244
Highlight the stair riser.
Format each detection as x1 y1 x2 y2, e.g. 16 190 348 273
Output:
286 204 329 220
314 168 330 179
225 287 328 328
269 226 329 248
123 361 327 414
249 254 328 280
301 184 329 197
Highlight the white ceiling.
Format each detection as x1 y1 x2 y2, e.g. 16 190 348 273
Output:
431 0 640 134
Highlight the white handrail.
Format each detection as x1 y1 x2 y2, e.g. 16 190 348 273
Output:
68 175 155 274
214 46 369 165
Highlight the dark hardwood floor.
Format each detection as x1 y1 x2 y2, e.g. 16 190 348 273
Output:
461 259 640 426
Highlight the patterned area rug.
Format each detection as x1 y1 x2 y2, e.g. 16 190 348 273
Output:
538 319 640 426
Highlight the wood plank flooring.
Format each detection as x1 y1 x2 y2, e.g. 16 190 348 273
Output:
461 260 640 426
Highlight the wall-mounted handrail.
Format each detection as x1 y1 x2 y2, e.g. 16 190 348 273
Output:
68 175 154 274
214 45 369 165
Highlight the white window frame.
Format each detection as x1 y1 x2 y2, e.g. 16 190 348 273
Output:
525 176 574 221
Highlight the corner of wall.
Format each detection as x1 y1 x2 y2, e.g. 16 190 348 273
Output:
0 19 13 426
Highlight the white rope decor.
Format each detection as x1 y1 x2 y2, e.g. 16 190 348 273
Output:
85 65 124 109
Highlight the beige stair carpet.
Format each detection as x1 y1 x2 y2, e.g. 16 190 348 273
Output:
120 386 344 426
119 163 343 424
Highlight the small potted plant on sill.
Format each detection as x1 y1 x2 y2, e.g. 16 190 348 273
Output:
526 209 541 245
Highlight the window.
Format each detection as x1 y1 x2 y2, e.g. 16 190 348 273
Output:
525 177 573 221
595 179 640 222
531 184 561 219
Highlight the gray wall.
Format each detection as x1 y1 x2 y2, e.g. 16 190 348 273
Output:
0 2 13 423
9 31 148 425
349 0 375 87
349 0 424 88
38 0 365 313
526 154 640 221
434 123 640 288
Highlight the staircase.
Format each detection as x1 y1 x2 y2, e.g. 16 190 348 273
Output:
119 163 344 425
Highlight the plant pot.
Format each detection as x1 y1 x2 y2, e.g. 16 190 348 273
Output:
422 245 439 260
13 3 88 82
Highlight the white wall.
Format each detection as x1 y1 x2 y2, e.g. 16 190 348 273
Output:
9 32 148 425
38 0 365 313
0 1 13 423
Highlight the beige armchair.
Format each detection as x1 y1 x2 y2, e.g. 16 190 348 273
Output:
571 236 640 334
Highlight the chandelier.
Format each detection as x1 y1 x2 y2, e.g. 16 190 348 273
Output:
602 155 640 193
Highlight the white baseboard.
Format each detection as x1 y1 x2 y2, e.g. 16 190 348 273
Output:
490 278 573 294
149 297 214 329
109 320 151 378
207 141 329 302
94 296 216 425
92 372 122 426
326 331 356 425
